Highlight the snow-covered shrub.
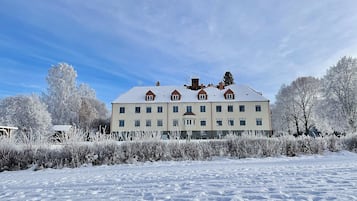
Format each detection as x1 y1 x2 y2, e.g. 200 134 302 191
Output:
2 134 357 172
342 134 357 152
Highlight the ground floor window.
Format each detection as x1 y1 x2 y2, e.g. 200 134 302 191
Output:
119 120 125 127
256 118 262 126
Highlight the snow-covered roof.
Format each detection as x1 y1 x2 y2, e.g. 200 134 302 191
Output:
53 125 73 132
113 84 269 104
0 126 18 130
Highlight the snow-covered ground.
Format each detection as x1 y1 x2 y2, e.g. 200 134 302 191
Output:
1 152 357 201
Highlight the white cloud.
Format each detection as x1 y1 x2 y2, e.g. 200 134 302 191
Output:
1 0 357 104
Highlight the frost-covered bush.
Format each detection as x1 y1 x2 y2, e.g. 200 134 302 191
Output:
1 134 357 172
341 134 357 152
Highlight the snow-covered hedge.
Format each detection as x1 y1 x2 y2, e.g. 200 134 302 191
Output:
1 134 357 172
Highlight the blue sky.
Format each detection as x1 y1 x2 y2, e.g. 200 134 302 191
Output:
1 0 357 108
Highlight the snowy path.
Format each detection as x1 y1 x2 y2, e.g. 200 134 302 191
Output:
1 151 357 201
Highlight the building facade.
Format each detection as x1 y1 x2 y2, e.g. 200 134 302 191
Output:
111 79 272 139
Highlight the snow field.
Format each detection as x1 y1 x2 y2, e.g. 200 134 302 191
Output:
1 151 357 201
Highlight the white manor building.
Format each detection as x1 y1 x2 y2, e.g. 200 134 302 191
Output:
111 78 272 139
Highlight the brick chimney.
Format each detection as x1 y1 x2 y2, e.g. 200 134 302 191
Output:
191 78 199 90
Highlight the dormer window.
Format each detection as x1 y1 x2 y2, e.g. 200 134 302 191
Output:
145 90 156 101
198 89 207 100
224 89 235 100
171 90 181 101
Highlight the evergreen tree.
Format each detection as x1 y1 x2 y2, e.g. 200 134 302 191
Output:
223 71 234 86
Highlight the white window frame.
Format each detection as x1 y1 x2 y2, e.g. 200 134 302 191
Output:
157 119 163 127
256 118 263 126
172 94 180 101
146 95 154 101
199 94 206 100
173 119 179 127
226 93 234 100
228 119 234 126
119 120 125 127
134 120 140 127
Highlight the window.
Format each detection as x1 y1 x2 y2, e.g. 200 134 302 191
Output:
256 118 262 126
173 119 179 126
239 105 245 112
146 120 151 127
185 119 193 125
173 106 179 113
198 94 207 100
146 107 152 113
200 120 206 126
157 106 163 113
240 119 246 126
216 120 223 126
256 105 261 112
119 120 125 127
134 120 140 127
228 119 234 126
200 105 206 112
146 95 154 101
119 107 125 114
172 94 180 101
228 105 233 112
216 105 222 112
226 93 234 100
186 106 192 113
135 107 141 113
157 119 163 127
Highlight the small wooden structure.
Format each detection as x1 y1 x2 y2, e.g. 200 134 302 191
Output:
0 126 18 137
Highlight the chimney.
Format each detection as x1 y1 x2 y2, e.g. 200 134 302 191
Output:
156 81 160 86
191 78 199 90
218 82 225 90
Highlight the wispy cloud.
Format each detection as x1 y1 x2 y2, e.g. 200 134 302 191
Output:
1 0 357 104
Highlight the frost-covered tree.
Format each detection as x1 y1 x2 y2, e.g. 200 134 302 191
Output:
223 71 234 86
273 84 301 135
273 77 320 136
0 95 52 140
43 63 80 125
77 83 108 131
79 97 108 131
290 77 320 135
43 62 108 131
322 56 357 133
78 83 96 99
